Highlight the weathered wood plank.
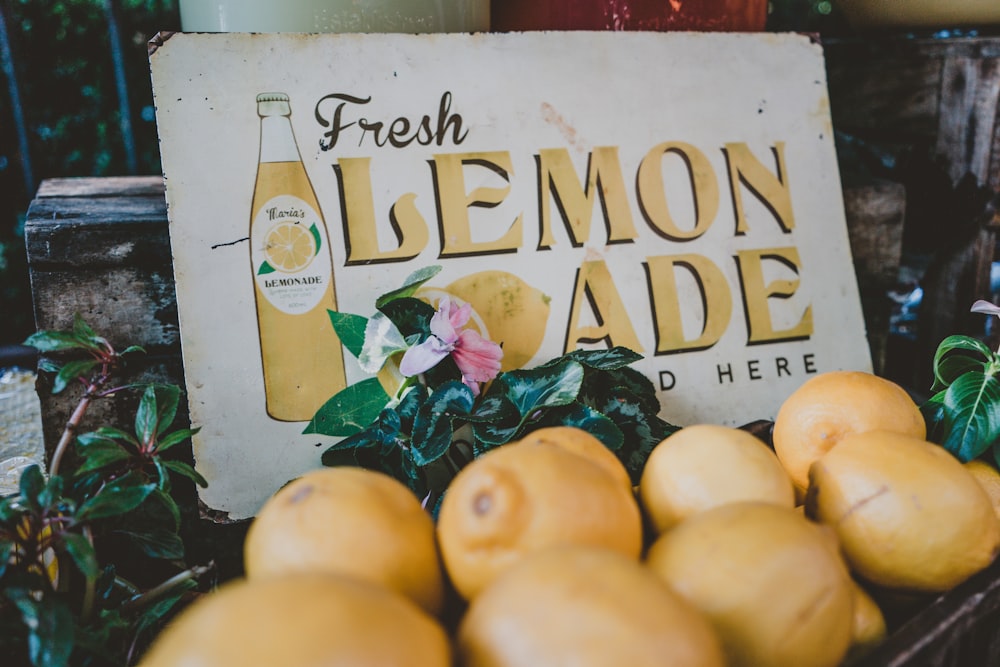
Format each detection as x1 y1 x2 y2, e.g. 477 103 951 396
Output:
935 56 1000 186
842 181 907 375
29 267 179 350
34 175 165 198
850 556 1000 667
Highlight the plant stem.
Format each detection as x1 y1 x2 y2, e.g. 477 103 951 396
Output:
49 390 95 477
121 562 215 616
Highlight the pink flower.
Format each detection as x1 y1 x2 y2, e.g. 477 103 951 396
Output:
399 298 503 395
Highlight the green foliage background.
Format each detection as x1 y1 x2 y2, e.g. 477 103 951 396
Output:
0 0 180 347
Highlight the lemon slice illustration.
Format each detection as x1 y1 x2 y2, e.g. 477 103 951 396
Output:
263 222 318 273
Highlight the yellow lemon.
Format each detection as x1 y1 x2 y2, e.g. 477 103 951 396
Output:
437 437 643 600
964 459 1000 520
639 424 795 535
773 371 925 493
243 467 444 615
646 502 854 667
137 574 451 667
806 430 1000 592
458 545 726 667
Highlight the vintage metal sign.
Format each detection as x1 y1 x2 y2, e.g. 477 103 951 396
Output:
150 31 871 519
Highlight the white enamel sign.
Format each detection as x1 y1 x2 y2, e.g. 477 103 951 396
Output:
150 31 871 520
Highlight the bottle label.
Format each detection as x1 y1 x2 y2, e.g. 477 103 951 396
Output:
251 194 333 315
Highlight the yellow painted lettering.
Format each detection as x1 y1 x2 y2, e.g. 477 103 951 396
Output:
564 260 642 352
337 157 428 264
735 246 813 344
434 151 522 257
645 253 732 353
537 147 637 248
637 142 719 242
724 142 795 235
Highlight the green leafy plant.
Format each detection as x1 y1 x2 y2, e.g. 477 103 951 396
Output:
922 300 1000 467
307 267 678 504
0 315 211 667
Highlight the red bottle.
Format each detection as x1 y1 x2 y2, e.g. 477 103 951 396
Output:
492 0 768 32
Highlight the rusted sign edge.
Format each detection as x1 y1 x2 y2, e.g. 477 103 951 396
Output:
148 31 175 57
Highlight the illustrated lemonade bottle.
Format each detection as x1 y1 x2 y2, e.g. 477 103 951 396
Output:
250 92 346 421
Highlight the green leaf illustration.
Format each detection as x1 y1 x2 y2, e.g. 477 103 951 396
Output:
304 377 391 437
257 260 276 275
328 311 369 358
309 223 322 253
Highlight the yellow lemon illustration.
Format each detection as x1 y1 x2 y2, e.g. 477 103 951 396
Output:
263 221 317 272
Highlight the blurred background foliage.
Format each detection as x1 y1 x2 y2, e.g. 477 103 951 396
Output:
0 0 840 349
0 0 180 348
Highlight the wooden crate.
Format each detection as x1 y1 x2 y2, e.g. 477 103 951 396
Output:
825 35 1000 390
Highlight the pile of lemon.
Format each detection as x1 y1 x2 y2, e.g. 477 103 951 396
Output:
138 371 1000 667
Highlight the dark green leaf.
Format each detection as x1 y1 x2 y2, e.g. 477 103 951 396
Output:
0 496 18 522
161 460 209 488
411 382 474 466
503 360 585 418
117 527 185 560
76 473 156 522
19 465 46 512
375 265 442 308
155 427 200 454
37 475 64 512
60 532 99 579
74 438 130 474
23 329 92 353
121 345 146 356
533 402 625 451
932 335 995 390
7 589 75 667
920 391 948 444
377 297 436 339
556 346 643 371
328 311 370 358
52 359 98 394
81 426 139 446
465 392 518 424
0 539 13 578
304 378 391 437
321 409 401 465
322 447 372 468
939 371 1000 462
934 354 987 390
601 388 679 483
149 488 182 531
38 358 60 374
155 385 181 434
473 419 525 449
397 384 429 432
71 313 98 341
132 580 197 635
134 384 158 446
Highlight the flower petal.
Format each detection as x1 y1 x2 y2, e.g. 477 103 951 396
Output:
971 300 1000 317
429 298 461 344
399 336 452 376
452 329 503 383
